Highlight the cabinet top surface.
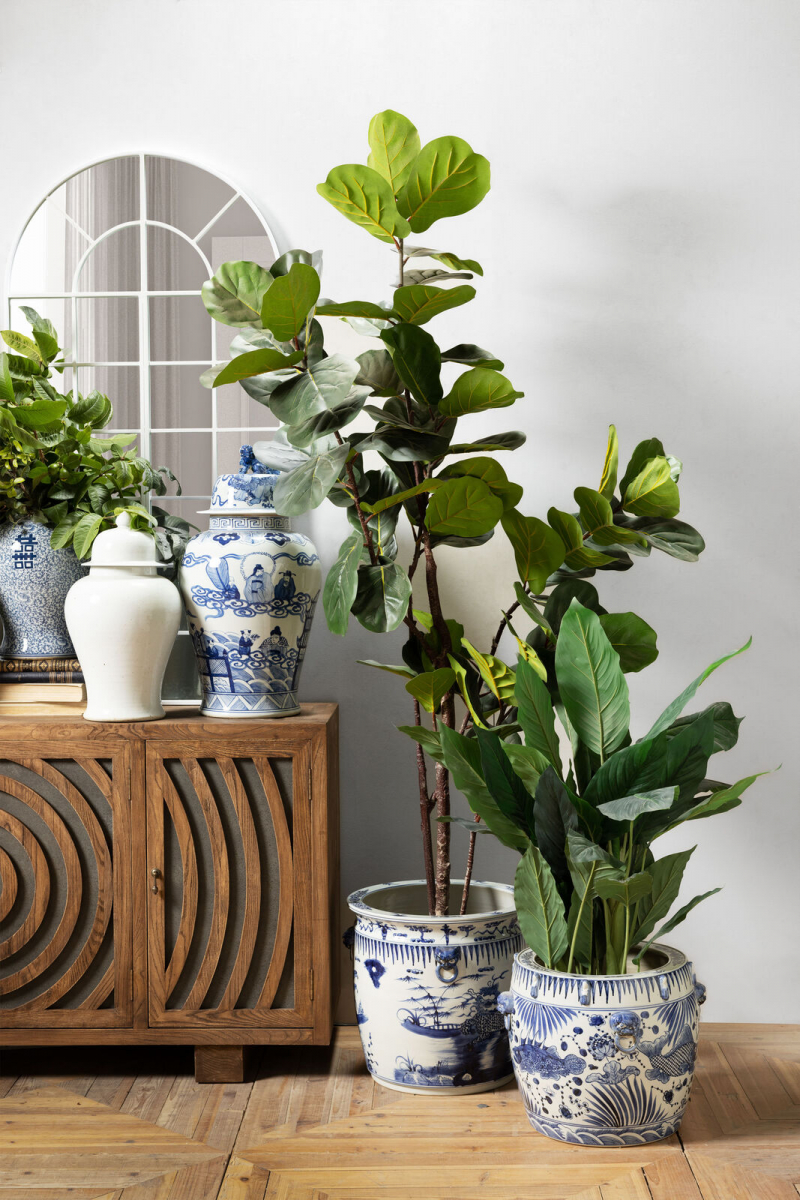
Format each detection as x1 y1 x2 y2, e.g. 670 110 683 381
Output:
0 701 338 738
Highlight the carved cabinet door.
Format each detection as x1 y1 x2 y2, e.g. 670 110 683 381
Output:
145 738 313 1030
0 732 133 1027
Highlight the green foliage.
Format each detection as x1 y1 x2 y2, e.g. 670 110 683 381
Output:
197 108 717 924
0 311 191 564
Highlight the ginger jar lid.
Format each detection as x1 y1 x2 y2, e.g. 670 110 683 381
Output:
84 511 166 573
198 444 281 515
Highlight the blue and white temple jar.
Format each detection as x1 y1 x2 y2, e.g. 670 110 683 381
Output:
347 880 523 1094
0 519 83 657
498 944 706 1145
178 447 321 718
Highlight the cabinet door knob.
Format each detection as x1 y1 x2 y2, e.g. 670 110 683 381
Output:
151 868 161 894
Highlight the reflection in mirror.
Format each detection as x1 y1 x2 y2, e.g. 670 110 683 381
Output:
6 154 281 700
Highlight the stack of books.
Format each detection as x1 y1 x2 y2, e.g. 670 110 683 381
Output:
0 657 86 715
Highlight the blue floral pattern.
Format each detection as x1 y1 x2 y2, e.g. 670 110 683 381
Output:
0 521 83 657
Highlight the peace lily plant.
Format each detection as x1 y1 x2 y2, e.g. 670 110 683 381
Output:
199 109 710 921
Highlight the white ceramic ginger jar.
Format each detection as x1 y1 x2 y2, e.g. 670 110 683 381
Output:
64 512 182 721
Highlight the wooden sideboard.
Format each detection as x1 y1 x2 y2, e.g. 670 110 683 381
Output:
0 704 339 1081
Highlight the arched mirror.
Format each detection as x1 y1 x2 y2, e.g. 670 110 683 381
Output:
5 154 280 700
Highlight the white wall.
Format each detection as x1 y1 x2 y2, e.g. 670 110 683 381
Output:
1 0 797 1021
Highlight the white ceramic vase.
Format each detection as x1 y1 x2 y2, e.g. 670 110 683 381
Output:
347 880 523 1094
64 512 182 721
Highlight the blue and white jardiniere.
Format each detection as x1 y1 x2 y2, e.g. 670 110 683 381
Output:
179 446 321 718
0 519 83 658
347 880 523 1094
498 944 706 1145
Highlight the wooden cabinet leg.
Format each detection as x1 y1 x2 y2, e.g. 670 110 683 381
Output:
194 1044 247 1083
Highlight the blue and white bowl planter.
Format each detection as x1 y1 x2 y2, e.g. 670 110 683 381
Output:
179 449 321 718
0 520 83 658
347 880 523 1095
498 945 705 1145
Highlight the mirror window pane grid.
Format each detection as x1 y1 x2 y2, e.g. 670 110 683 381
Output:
6 154 281 701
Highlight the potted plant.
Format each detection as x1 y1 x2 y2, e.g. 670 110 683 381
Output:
199 109 706 1093
457 610 768 1143
0 309 191 657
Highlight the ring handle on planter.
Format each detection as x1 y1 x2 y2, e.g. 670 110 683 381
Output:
497 991 515 1031
434 947 461 984
693 974 707 1006
611 1011 643 1055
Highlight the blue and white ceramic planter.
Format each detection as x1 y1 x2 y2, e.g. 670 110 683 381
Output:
178 448 321 718
347 880 523 1095
0 520 83 658
498 944 706 1145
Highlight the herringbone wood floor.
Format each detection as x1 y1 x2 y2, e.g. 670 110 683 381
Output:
0 1024 797 1198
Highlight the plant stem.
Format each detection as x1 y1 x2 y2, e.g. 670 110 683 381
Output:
413 697 436 911
622 904 631 976
334 432 377 565
434 690 455 915
397 237 405 288
459 820 479 915
490 598 521 656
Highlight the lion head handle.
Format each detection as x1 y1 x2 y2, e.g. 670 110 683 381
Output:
609 1010 643 1054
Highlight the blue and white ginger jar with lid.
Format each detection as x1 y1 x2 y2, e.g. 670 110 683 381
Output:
178 446 321 718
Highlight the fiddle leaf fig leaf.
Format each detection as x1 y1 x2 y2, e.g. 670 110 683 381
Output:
548 505 615 570
599 424 619 500
392 284 475 326
269 248 323 278
316 300 395 320
317 163 411 243
461 638 516 702
355 348 400 396
598 611 659 673
501 509 566 593
405 667 457 714
448 430 526 453
269 354 360 425
440 456 521 511
201 261 273 327
259 263 320 341
380 323 443 406
616 516 705 562
211 348 303 387
367 109 421 193
622 455 680 518
351 561 412 632
397 136 491 232
439 367 523 417
514 844 569 968
556 600 630 759
424 476 503 538
405 247 484 275
323 531 362 636
440 343 503 370
619 437 666 497
574 486 648 548
272 441 349 516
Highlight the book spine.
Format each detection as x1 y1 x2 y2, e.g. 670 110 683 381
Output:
0 671 84 684
0 658 81 673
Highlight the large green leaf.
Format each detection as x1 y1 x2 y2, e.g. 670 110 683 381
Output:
633 889 721 963
615 515 705 561
12 398 67 430
359 659 414 679
440 456 521 511
622 456 680 518
515 656 562 773
351 562 412 632
632 848 695 945
574 486 648 548
1 330 42 362
597 787 678 822
355 348 400 396
270 355 360 425
501 510 566 593
405 668 456 714
598 612 658 673
594 870 653 907
547 506 615 570
619 437 665 496
269 249 322 278
272 442 349 515
259 263 320 341
636 715 717 836
392 284 475 326
439 367 523 418
533 766 578 886
287 386 370 446
461 639 516 702
438 725 529 851
683 771 771 822
667 701 743 753
425 476 503 537
317 164 411 243
556 600 630 760
212 348 303 387
316 300 394 320
565 832 602 970
367 109 421 193
599 424 619 500
322 531 361 636
380 323 442 406
544 580 605 632
398 723 446 765
504 742 551 796
397 136 491 233
0 353 13 402
514 845 569 967
645 638 752 740
201 261 273 327
440 343 502 369
71 512 105 559
448 430 526 454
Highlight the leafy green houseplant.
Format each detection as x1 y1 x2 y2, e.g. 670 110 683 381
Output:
199 110 708 922
0 308 191 564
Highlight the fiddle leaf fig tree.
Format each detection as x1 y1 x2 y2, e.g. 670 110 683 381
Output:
199 109 707 918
